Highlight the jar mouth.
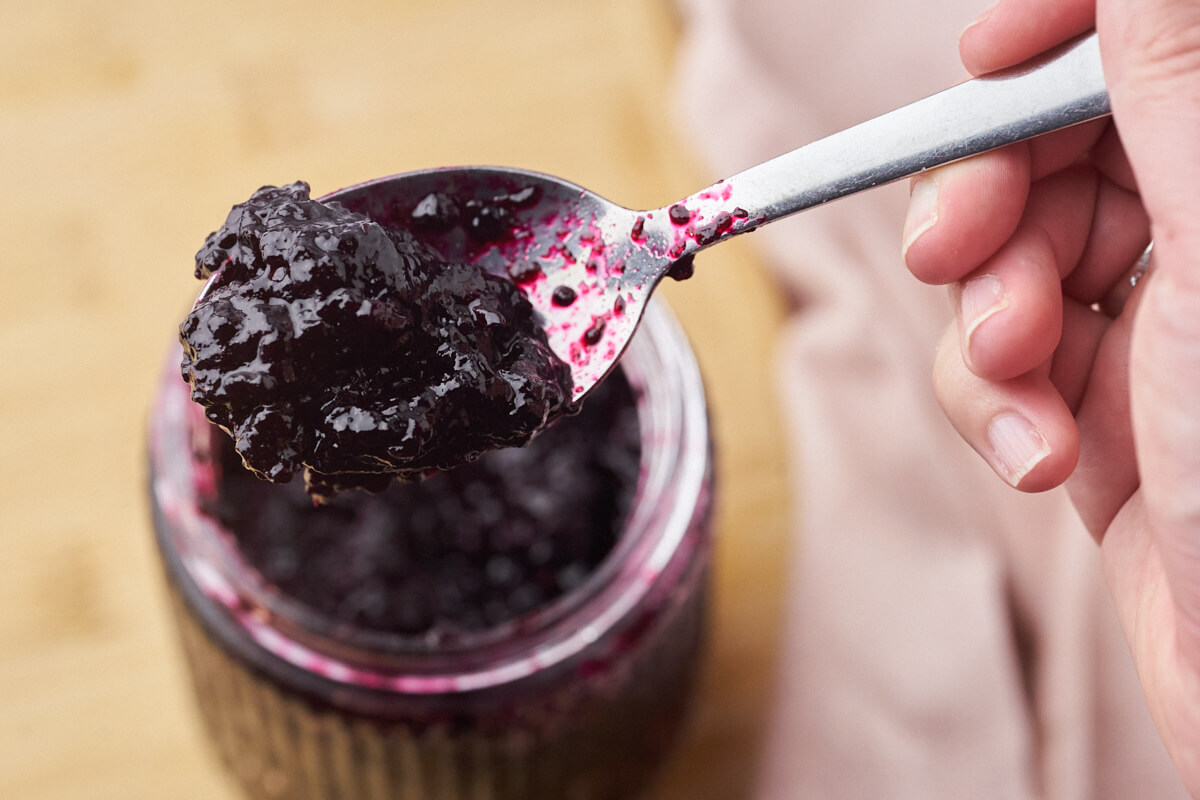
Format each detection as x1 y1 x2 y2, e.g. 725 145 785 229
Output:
152 299 710 694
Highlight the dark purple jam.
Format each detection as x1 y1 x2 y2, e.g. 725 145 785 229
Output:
180 182 576 501
667 204 692 226
407 187 542 242
551 285 577 307
692 212 734 247
200 369 641 639
666 254 696 282
582 318 606 346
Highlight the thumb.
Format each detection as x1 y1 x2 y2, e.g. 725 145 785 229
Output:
1101 0 1200 660
1102 0 1200 240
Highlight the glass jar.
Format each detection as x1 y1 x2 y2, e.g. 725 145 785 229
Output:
147 299 714 800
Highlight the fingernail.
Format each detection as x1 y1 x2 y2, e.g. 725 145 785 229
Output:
902 175 939 263
961 273 1008 351
987 412 1050 486
961 1 998 40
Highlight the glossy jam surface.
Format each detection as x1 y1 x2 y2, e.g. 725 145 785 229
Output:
181 182 575 500
199 369 641 640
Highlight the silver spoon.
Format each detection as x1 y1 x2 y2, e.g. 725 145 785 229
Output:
327 32 1109 403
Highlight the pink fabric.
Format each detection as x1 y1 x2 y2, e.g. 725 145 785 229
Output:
671 1 1188 797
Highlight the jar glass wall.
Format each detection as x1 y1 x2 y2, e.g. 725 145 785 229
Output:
148 299 714 800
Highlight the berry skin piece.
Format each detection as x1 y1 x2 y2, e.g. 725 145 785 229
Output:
181 181 576 501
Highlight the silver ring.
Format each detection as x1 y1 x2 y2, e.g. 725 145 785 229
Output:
1131 241 1154 287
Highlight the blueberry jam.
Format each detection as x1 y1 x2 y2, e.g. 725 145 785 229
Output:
668 204 692 226
199 369 641 640
666 253 696 282
409 188 541 243
181 182 576 501
551 285 577 307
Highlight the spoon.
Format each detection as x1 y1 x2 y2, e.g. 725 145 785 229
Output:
327 32 1109 403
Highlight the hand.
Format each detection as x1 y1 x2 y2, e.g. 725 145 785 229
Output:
902 0 1200 793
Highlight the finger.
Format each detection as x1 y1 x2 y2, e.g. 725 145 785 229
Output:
1028 118 1109 180
1102 0 1200 662
903 120 1106 287
954 167 1098 381
933 324 1079 491
903 145 1030 285
1132 250 1200 660
1101 2 1200 244
1048 297 1110 415
1061 178 1151 305
1089 123 1139 192
960 0 1095 76
1096 243 1152 319
1063 284 1143 541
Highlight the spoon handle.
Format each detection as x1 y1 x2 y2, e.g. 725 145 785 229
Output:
690 32 1108 229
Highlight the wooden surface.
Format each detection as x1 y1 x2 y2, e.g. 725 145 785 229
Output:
0 2 791 797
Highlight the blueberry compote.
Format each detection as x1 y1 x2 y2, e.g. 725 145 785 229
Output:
201 371 640 640
181 182 575 501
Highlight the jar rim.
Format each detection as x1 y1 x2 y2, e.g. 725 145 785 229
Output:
151 300 710 694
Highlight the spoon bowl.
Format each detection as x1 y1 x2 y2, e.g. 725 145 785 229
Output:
324 167 668 402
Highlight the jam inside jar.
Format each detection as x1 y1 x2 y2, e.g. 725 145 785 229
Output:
148 300 714 800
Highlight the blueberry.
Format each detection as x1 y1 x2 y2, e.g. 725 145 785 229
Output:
551 286 577 307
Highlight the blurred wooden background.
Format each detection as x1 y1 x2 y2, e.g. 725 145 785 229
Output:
0 1 790 797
